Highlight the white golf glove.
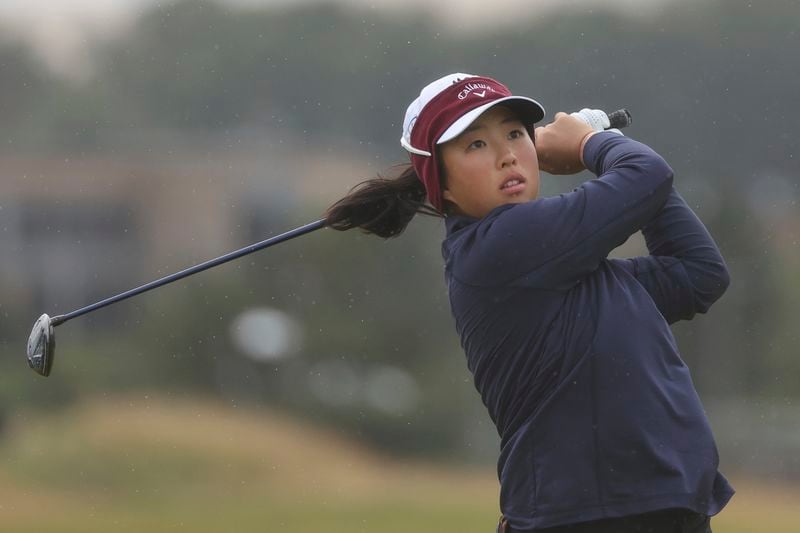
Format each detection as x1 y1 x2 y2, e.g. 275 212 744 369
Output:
570 108 623 135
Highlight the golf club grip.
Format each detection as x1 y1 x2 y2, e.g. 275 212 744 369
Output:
607 109 632 129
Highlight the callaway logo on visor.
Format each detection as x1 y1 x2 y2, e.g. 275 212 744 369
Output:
457 82 497 100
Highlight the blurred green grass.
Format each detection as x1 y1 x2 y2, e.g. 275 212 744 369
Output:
1 395 797 532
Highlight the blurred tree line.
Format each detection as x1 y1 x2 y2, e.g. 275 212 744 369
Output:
1 0 798 462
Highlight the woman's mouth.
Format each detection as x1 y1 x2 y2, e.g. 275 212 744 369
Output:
500 175 526 194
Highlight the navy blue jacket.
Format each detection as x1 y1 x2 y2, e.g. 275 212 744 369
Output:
442 132 734 530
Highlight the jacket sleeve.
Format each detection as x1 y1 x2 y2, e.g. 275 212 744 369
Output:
449 132 674 290
609 188 730 324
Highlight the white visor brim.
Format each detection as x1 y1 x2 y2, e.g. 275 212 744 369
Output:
436 96 546 145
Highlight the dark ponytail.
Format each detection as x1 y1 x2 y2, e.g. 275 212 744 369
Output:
324 164 443 238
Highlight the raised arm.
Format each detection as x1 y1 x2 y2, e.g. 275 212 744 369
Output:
447 132 674 289
610 188 730 323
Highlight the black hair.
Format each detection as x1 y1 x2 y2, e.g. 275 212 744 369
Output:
324 164 443 239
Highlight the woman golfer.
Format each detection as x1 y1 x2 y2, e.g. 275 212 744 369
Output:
326 73 733 532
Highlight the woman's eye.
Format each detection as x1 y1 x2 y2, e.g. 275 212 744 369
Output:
508 129 524 139
468 140 486 150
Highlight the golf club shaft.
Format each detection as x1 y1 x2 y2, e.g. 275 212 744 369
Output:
50 219 327 327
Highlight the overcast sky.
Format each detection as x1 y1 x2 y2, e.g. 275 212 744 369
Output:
0 0 672 78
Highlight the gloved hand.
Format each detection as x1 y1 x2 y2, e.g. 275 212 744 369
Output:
570 108 623 135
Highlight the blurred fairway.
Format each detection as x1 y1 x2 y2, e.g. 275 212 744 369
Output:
1 396 797 532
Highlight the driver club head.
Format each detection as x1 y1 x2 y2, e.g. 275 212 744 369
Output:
27 313 55 377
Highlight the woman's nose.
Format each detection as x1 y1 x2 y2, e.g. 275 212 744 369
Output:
499 146 517 168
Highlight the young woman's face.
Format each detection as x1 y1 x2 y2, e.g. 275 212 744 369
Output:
440 106 540 219
440 106 539 218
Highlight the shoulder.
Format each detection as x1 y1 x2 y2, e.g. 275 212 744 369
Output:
442 204 547 287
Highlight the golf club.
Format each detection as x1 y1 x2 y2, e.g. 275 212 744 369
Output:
26 108 632 378
27 218 326 377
